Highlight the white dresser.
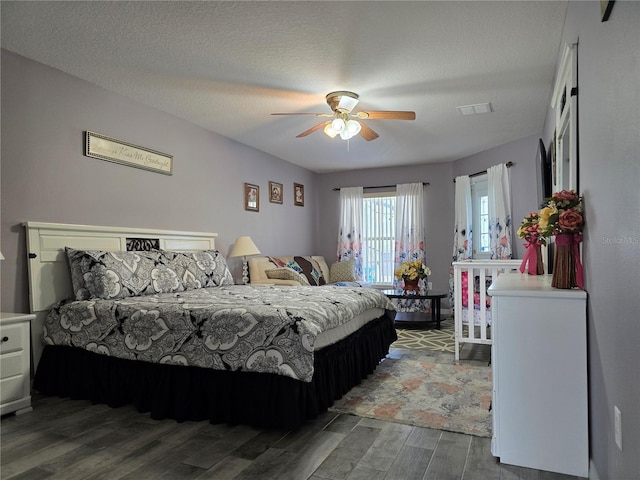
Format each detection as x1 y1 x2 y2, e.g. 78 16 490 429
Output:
488 273 588 477
1 312 35 416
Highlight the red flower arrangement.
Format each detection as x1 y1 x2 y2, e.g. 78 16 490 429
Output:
538 190 584 237
539 190 584 289
517 212 545 274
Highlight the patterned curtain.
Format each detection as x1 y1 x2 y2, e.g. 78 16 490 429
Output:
450 175 473 309
487 163 513 259
452 175 473 262
394 182 425 266
394 183 426 312
336 186 364 279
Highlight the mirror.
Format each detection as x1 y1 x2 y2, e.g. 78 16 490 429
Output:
551 43 578 193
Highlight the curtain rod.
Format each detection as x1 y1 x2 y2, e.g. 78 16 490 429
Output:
452 161 514 182
332 182 429 191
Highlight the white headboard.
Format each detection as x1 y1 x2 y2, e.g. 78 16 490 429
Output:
23 221 219 368
23 221 218 313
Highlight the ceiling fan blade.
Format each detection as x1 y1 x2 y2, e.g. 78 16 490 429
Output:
354 111 416 120
271 112 333 117
358 121 379 141
296 121 329 138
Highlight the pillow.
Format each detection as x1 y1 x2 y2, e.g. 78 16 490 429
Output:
287 256 326 286
159 250 234 289
66 247 183 300
265 267 311 285
330 258 357 282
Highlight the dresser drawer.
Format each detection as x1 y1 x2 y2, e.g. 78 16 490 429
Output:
0 323 25 354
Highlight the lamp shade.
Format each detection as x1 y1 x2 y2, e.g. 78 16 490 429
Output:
0 251 4 260
229 236 261 258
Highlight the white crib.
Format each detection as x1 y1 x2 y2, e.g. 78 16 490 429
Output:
452 260 521 361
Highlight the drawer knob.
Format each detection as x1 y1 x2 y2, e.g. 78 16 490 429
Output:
1 336 8 342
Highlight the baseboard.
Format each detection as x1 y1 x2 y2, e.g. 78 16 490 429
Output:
589 459 601 480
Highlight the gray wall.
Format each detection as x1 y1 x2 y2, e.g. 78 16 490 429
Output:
1 50 317 313
550 2 639 479
316 134 541 299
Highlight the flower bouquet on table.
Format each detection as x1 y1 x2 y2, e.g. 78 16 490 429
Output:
394 260 431 294
517 212 546 275
538 190 584 289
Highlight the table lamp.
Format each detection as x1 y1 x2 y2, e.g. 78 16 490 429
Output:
229 236 261 284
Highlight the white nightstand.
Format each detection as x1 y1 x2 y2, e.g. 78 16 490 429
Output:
1 312 35 416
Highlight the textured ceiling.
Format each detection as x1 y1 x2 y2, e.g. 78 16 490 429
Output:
1 1 567 173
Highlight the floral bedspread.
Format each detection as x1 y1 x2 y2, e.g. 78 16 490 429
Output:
42 285 395 382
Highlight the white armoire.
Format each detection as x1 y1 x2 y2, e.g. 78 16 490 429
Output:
488 272 588 477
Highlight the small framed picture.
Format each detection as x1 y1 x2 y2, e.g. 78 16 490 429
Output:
269 181 283 204
244 183 259 212
294 183 304 207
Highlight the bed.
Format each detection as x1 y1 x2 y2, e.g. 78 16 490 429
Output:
451 260 521 361
25 222 397 430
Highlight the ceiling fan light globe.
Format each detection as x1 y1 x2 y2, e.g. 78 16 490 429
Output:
324 124 338 138
331 118 346 133
339 130 353 140
346 119 361 136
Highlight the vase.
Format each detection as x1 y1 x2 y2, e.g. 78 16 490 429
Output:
552 233 583 289
535 244 545 275
403 278 420 294
519 242 545 275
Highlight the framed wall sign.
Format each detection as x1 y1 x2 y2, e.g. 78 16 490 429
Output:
244 183 260 212
85 131 173 175
294 183 304 206
269 181 283 204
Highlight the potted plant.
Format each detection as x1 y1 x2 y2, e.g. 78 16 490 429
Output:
394 260 431 294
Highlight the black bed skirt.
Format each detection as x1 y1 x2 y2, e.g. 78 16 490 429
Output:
33 314 397 430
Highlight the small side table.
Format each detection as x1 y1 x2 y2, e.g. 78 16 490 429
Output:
1 312 35 416
382 289 447 329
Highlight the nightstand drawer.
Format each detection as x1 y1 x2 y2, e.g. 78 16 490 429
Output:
0 324 25 354
0 312 34 416
1 351 24 379
1 375 26 403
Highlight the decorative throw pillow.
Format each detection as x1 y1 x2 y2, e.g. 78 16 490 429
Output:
265 267 311 285
65 248 183 300
329 258 357 282
287 256 327 286
159 250 234 289
268 256 289 269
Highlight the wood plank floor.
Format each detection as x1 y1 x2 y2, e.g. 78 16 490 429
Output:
1 346 586 480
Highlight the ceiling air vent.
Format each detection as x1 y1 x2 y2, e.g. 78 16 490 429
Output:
456 103 493 116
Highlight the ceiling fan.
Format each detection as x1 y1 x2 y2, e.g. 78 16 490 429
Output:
271 91 416 141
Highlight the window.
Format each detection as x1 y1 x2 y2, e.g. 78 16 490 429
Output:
471 176 490 258
361 192 396 285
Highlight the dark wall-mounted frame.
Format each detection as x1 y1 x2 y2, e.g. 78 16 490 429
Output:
269 181 283 204
294 183 304 207
539 138 552 201
601 0 615 22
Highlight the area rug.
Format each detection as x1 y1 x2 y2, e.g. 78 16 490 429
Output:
392 317 455 352
329 357 492 437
